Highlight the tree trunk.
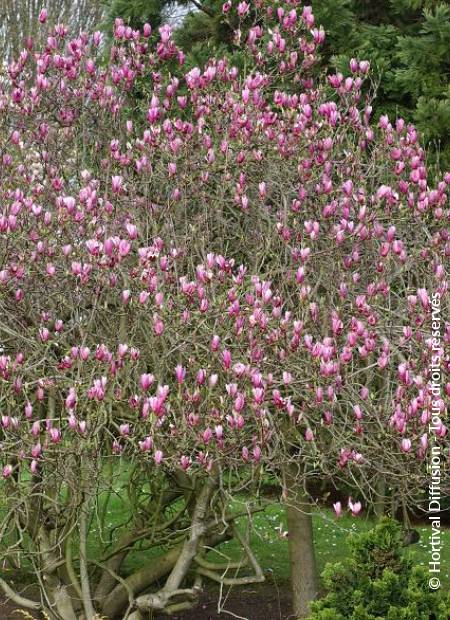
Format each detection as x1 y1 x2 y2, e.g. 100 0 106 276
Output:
374 475 386 519
101 545 181 618
284 466 318 619
134 474 217 613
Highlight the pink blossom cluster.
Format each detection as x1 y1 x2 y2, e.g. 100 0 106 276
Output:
0 0 448 519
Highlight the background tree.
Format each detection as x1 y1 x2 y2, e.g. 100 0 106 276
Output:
0 0 105 62
313 0 450 169
103 0 450 167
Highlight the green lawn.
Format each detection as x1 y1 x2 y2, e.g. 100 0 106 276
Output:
2 479 449 597
198 502 450 589
113 497 450 589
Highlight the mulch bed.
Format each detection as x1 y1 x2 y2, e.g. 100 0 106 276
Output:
155 584 295 620
1 583 294 620
0 597 39 620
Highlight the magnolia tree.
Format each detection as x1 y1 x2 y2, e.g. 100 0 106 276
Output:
0 2 449 619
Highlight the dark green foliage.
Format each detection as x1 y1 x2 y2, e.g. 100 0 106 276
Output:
103 0 167 30
309 518 450 620
103 0 450 167
394 5 450 164
174 1 234 51
312 0 450 168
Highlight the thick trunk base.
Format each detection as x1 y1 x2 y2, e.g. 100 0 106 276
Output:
285 467 318 619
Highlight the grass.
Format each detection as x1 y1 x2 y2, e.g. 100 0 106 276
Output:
2 472 449 597
100 488 449 590
203 502 450 588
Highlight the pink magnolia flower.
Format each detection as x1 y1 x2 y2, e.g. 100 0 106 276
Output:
305 428 314 441
360 387 369 400
140 373 154 391
209 374 218 388
92 30 103 46
348 498 362 516
49 428 61 444
111 175 123 194
175 364 186 384
149 396 165 417
88 377 107 401
78 420 87 434
417 288 430 311
234 393 245 412
119 424 130 436
333 501 343 518
180 455 191 470
237 2 249 17
126 223 137 239
401 438 412 453
80 346 90 361
139 291 150 304
211 335 221 351
118 343 128 358
196 369 206 385
139 436 153 452
253 446 261 462
359 60 370 74
118 239 131 257
283 371 293 385
323 411 333 425
342 179 353 196
202 427 213 443
349 58 358 73
222 349 232 369
435 424 447 438
2 464 13 478
68 416 77 430
39 327 50 342
65 388 77 410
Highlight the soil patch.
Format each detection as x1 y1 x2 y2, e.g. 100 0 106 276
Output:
0 583 294 620
154 583 295 620
0 595 39 620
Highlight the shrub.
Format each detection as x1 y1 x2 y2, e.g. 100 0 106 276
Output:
309 518 450 620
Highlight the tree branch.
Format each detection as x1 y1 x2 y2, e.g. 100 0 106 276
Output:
190 0 215 18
